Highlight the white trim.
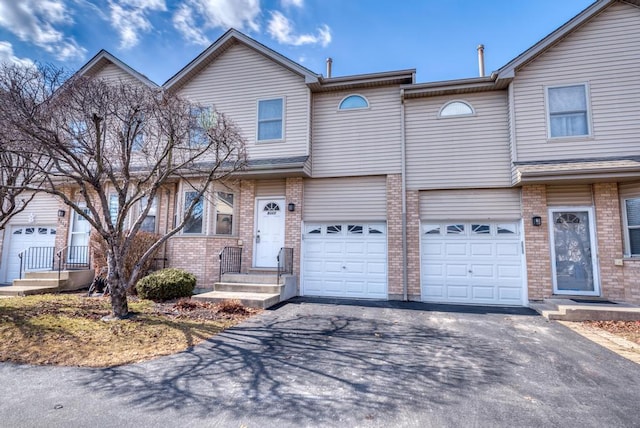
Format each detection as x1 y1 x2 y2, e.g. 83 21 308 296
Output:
520 218 529 306
545 82 593 140
548 206 600 296
437 99 476 118
337 94 370 111
256 96 285 143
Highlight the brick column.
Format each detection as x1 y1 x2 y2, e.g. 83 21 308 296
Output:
406 190 421 300
386 174 403 300
285 177 303 279
593 183 625 300
239 180 255 273
522 184 553 300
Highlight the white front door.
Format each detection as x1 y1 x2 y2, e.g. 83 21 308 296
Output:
550 208 600 296
254 198 286 268
68 207 91 264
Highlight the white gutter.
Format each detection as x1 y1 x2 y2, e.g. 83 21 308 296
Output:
400 88 408 301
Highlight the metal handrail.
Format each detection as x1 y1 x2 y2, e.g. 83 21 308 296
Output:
17 247 57 279
219 246 242 282
277 247 293 282
55 246 91 283
18 249 26 279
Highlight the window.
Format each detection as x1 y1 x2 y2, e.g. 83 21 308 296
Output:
257 98 284 141
183 191 203 234
327 225 342 234
446 224 465 235
189 106 212 146
339 95 369 110
348 225 363 234
140 196 157 233
215 192 234 235
547 84 590 138
471 224 491 234
69 119 88 153
624 198 640 256
109 194 119 225
439 101 474 117
423 224 441 235
131 113 145 151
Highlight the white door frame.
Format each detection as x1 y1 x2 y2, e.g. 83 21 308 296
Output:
253 197 286 268
67 206 90 262
548 206 600 296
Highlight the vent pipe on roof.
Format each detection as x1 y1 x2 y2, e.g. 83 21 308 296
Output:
477 44 485 77
326 57 333 78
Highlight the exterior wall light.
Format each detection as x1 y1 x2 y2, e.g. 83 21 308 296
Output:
58 209 66 218
532 216 542 227
288 203 295 212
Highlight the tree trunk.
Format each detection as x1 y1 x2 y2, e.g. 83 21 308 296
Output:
109 283 129 319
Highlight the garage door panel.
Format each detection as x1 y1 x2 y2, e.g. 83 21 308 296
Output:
303 222 387 299
444 243 466 256
422 221 524 306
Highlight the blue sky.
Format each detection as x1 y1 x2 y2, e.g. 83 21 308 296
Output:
0 0 595 85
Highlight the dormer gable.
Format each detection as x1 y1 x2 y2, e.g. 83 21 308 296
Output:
76 49 158 87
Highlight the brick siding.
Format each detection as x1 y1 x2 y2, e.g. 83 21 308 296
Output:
522 184 553 300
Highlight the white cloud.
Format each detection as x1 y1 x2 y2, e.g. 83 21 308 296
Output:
281 0 303 8
267 11 331 47
108 0 167 50
0 41 34 67
173 0 261 46
0 0 86 60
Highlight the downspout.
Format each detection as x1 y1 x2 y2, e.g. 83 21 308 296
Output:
400 89 408 301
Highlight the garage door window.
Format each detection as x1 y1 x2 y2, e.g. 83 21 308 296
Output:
424 223 519 237
348 225 363 234
305 223 386 236
447 224 465 234
472 224 491 234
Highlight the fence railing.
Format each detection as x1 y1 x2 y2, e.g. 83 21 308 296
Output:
277 247 293 282
17 245 90 280
219 246 242 282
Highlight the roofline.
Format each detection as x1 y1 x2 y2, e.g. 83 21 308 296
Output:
75 49 159 88
163 29 321 90
400 75 511 99
496 0 615 79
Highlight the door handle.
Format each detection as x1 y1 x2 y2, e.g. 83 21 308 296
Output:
256 235 260 243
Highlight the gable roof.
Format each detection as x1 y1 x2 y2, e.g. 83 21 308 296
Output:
496 0 640 80
75 49 158 88
163 29 321 91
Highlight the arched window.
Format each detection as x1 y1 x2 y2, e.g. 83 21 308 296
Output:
439 100 474 117
339 94 369 110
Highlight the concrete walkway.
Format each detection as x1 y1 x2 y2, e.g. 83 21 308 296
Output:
1 298 639 427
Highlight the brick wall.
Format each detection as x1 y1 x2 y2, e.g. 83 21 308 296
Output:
522 184 553 300
238 180 255 273
386 174 403 299
406 190 421 300
623 259 640 304
285 177 303 281
593 183 626 301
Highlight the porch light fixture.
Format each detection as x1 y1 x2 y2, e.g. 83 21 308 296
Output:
532 216 542 227
288 203 295 212
57 209 66 218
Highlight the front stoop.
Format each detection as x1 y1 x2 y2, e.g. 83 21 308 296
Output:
192 271 297 309
0 270 94 297
530 298 640 321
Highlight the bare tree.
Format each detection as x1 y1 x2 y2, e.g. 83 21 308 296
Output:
1 64 247 318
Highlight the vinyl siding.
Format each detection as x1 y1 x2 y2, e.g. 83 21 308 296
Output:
619 182 640 199
92 63 139 84
8 193 59 224
405 91 512 190
419 188 521 220
255 179 286 196
546 184 593 206
177 43 309 159
311 87 402 177
303 176 387 221
512 2 640 162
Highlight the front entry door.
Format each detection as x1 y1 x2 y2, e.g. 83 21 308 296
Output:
254 198 285 268
549 208 600 296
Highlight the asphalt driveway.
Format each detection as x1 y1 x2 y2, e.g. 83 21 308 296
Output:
1 298 639 427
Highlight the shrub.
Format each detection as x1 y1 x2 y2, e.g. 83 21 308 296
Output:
90 231 162 294
136 268 196 301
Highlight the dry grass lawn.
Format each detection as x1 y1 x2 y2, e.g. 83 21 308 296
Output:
0 294 260 367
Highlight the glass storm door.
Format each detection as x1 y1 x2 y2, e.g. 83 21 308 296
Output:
550 208 599 296
68 207 91 264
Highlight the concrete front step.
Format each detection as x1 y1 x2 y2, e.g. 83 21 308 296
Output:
214 282 283 294
222 273 282 285
530 299 640 321
192 290 281 309
0 284 59 296
12 278 67 287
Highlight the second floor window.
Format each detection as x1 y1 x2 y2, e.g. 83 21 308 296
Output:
547 84 590 138
189 106 211 146
257 98 283 141
109 194 118 225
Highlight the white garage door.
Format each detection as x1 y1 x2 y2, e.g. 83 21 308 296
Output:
421 222 525 306
4 226 57 283
303 223 387 299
